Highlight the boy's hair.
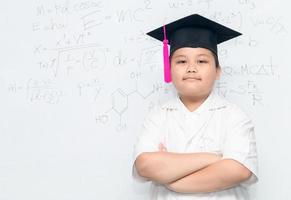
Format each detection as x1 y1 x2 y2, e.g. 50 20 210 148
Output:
211 52 220 68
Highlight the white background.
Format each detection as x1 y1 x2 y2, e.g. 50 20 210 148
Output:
0 0 290 199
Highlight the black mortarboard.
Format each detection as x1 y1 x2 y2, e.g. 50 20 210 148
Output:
146 14 242 83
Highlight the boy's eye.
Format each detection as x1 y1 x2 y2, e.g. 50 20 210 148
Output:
198 60 208 64
176 60 186 64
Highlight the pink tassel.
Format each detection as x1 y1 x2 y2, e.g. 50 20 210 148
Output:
163 26 171 83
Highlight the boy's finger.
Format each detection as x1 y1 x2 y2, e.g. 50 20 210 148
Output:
158 143 167 151
158 143 164 151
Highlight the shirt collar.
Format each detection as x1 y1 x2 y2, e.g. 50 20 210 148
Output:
161 91 227 114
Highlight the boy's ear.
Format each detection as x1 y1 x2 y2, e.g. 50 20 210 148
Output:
216 66 221 80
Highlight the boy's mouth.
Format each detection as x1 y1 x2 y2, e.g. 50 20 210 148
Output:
182 76 202 81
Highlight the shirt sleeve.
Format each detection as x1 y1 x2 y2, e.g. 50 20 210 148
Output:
222 105 259 187
132 108 164 183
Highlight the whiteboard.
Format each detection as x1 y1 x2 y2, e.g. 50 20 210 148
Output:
0 0 290 199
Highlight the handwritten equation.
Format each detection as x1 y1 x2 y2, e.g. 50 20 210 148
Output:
5 0 288 131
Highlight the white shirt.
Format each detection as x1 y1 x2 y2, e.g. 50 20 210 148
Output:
132 92 258 200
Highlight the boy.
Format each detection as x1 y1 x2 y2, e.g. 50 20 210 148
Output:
132 14 258 199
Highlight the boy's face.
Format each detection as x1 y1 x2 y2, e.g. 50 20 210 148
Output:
170 47 221 99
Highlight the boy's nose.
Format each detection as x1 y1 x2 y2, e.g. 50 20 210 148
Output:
187 65 197 73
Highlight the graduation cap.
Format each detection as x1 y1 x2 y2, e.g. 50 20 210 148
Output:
146 14 242 83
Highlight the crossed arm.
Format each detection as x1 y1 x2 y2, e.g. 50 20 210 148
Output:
134 143 252 193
